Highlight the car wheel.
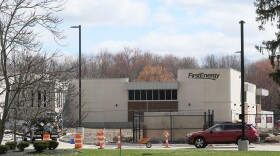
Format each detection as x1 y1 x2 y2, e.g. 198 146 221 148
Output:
194 137 206 148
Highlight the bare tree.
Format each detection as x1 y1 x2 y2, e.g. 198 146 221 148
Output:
134 65 175 82
201 54 219 68
0 0 66 143
247 59 280 112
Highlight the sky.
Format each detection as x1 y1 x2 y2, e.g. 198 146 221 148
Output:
44 0 277 62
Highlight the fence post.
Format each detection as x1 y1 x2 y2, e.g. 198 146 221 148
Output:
138 111 141 140
132 110 135 142
170 111 173 142
211 110 214 126
208 109 211 127
266 114 267 128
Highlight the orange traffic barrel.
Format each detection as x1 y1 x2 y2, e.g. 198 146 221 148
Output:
43 133 50 141
97 131 104 149
75 134 83 149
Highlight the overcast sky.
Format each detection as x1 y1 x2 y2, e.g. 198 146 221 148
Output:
44 0 276 62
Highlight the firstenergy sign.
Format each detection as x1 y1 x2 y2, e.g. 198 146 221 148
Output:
188 73 220 80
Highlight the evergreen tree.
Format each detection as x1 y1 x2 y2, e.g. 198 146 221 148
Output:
255 0 280 85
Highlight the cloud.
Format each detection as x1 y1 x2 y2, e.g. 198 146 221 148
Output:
63 0 149 26
63 0 271 62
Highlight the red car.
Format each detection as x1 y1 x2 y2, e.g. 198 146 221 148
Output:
186 122 259 148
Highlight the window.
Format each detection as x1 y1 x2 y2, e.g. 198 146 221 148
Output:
135 90 140 100
38 91 41 107
128 89 178 101
212 125 223 132
147 90 152 100
232 125 242 130
166 90 171 100
172 90 177 100
129 90 134 100
224 125 234 130
160 90 165 100
43 90 47 107
141 90 146 100
153 90 159 100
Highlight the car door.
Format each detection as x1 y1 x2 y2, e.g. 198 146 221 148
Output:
222 124 239 142
205 125 226 143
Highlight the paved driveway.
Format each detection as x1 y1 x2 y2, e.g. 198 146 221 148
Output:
53 141 280 151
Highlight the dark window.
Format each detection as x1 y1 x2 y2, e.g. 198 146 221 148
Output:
147 90 152 100
141 90 146 100
232 125 242 130
38 91 41 107
135 90 140 100
44 90 47 107
224 125 233 130
172 90 177 100
160 90 165 100
166 90 171 100
129 90 134 100
153 90 159 100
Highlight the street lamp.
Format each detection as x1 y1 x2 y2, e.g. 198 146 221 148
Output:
70 25 84 134
238 20 249 151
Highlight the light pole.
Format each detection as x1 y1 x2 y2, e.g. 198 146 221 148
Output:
238 20 249 151
70 25 84 135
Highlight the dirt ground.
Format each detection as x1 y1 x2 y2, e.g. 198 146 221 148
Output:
61 128 133 144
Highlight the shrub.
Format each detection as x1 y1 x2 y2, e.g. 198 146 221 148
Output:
0 145 9 154
48 140 59 150
33 141 49 152
17 141 30 151
123 136 133 142
5 141 17 150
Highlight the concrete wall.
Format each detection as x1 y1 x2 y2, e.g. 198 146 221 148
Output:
177 69 235 123
71 78 129 128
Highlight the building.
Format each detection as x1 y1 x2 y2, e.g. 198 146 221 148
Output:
70 68 272 130
0 78 66 130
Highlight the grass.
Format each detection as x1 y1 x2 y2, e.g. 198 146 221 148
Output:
29 149 280 156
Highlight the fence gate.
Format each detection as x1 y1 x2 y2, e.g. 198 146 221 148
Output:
132 110 214 142
132 111 142 142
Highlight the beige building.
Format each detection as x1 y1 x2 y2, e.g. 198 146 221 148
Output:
71 68 271 129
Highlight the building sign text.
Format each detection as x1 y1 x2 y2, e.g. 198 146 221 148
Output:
188 73 220 80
